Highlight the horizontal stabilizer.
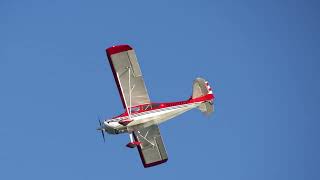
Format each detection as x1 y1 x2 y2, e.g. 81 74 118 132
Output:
199 101 214 115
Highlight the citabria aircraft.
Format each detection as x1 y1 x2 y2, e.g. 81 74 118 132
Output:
97 45 215 168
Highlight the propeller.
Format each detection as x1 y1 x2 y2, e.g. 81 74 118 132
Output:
97 117 106 142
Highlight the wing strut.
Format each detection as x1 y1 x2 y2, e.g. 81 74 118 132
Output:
128 67 132 118
116 67 135 119
118 67 141 148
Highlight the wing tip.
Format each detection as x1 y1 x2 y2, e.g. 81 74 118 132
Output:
106 44 133 56
143 159 168 168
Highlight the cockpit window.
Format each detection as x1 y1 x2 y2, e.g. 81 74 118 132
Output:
140 103 164 111
130 107 140 113
142 104 152 110
151 103 161 108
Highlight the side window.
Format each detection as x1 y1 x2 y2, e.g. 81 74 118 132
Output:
152 103 161 108
142 104 152 110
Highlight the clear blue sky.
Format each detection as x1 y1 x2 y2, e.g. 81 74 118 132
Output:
1 0 319 179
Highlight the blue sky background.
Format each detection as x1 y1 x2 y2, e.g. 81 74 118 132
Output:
1 0 319 179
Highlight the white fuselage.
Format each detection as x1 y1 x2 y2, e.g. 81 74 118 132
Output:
104 101 202 134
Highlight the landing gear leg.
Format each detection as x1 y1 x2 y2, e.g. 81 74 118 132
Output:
126 133 142 148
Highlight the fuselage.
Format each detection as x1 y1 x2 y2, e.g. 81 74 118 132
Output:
103 94 213 134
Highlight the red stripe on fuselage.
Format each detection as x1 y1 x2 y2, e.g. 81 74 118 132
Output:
113 94 214 118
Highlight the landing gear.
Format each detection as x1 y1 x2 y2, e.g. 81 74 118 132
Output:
126 133 142 148
126 141 142 148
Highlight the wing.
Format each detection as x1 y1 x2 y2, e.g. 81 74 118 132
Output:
106 45 150 109
133 124 168 168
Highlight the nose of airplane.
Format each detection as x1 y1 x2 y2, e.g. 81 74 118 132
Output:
103 121 118 134
97 119 106 142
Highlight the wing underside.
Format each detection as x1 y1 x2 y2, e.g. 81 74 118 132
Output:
106 45 150 109
107 45 167 167
132 124 168 168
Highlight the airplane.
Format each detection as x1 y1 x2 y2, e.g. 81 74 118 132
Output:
97 45 215 168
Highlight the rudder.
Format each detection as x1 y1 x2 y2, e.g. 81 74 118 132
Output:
192 77 214 115
192 78 213 99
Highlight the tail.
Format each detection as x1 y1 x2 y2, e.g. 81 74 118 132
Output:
192 77 214 115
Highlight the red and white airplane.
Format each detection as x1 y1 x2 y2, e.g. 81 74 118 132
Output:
97 45 215 168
